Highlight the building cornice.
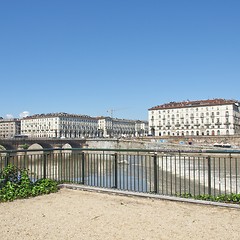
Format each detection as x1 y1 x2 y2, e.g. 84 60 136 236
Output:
22 112 96 120
149 99 239 111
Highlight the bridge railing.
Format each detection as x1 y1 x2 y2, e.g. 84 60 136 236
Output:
1 148 240 197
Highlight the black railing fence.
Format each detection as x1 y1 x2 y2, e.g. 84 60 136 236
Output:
1 148 240 197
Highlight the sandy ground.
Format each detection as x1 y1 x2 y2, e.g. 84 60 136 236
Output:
0 188 240 240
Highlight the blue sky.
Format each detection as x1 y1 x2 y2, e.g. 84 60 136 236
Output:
1 0 239 121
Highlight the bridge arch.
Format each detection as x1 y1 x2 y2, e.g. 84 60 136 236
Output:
62 143 72 149
28 142 52 150
0 144 15 151
61 142 82 148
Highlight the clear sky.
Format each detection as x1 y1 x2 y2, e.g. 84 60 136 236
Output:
1 0 239 121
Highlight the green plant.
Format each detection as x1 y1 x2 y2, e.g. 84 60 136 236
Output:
0 165 59 202
0 164 20 184
177 192 240 204
32 178 58 196
19 144 29 150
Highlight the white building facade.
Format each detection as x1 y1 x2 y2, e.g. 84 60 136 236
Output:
20 113 149 138
135 120 149 137
21 113 99 138
148 99 240 136
98 117 148 138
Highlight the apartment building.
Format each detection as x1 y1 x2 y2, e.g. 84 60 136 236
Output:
21 113 99 138
97 117 148 138
135 120 149 137
148 99 240 136
20 113 148 138
0 118 21 138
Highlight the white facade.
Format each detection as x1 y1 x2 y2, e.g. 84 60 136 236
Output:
0 118 21 138
98 117 148 138
20 113 149 138
21 113 99 138
135 120 149 137
148 99 240 136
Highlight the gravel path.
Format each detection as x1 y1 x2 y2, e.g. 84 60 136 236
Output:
0 188 240 240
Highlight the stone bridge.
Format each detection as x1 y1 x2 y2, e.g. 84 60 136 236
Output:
0 138 87 150
1 135 240 151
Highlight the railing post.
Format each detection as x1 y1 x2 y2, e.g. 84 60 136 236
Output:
5 153 10 168
81 152 85 184
114 153 118 188
24 151 27 169
43 152 47 179
153 153 158 194
207 156 211 196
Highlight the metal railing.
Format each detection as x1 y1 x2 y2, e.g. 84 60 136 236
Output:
1 148 240 197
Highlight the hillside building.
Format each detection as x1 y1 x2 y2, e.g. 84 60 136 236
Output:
0 118 21 138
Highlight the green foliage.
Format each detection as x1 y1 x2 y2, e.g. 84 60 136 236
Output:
177 192 240 204
19 144 29 150
0 164 20 184
0 165 58 202
32 179 58 196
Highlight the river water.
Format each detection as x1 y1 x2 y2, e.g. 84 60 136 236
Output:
1 151 240 196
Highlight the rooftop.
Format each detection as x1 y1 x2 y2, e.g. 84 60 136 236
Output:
149 99 239 110
23 112 96 120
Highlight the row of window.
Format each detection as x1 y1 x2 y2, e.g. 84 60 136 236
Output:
153 111 230 119
158 118 230 125
155 105 229 114
158 130 230 136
